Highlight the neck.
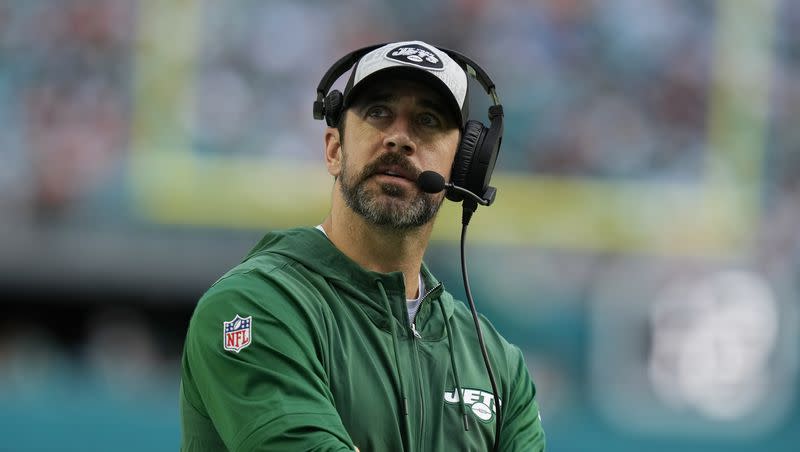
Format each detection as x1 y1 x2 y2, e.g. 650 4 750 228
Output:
322 194 433 300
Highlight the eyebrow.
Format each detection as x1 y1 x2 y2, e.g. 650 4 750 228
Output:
355 92 448 116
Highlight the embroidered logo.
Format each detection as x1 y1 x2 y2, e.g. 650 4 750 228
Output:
385 43 444 70
223 314 252 353
444 388 502 422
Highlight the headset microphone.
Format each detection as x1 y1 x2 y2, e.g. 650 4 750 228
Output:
416 171 496 207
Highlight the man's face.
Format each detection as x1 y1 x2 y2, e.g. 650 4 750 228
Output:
327 78 461 230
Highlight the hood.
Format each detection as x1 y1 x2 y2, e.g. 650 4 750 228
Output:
243 227 455 340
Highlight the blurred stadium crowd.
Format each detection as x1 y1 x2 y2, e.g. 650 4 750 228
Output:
2 1 799 204
1 0 799 450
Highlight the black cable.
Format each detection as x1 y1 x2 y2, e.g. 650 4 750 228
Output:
459 202 502 452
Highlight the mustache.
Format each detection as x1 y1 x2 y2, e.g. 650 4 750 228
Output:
361 152 421 181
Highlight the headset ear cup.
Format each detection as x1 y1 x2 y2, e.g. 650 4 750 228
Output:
447 120 485 202
324 90 344 127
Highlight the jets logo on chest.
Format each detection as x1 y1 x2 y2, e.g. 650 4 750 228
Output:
444 388 502 422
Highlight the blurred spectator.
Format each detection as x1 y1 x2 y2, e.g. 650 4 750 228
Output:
0 323 66 396
8 1 134 216
83 307 166 396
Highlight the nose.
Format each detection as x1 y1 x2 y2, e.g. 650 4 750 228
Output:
382 117 416 155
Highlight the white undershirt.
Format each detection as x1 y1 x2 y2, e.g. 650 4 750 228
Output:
316 225 423 324
406 273 425 323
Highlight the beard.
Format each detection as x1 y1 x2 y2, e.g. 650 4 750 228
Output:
338 150 443 230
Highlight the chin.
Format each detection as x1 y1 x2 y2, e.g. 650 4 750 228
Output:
378 185 411 199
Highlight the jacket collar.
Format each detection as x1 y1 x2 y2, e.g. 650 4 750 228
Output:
245 227 454 339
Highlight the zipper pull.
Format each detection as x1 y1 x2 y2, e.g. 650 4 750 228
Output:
411 322 422 339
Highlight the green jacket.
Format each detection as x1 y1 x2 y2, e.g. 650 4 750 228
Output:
180 227 545 451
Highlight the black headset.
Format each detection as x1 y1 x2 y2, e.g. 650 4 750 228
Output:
312 43 504 206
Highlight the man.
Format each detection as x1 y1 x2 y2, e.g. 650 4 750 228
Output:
180 40 546 451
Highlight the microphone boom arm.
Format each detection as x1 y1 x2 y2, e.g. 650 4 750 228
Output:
446 184 496 206
416 170 496 207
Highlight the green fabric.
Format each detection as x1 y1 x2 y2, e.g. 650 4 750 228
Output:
180 227 545 451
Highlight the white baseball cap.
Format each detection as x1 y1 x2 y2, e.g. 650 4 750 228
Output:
343 40 469 126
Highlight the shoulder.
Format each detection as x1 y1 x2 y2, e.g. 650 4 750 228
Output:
188 254 330 341
200 250 323 308
182 254 336 379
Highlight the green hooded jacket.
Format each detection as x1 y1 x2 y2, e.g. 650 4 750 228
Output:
180 227 545 451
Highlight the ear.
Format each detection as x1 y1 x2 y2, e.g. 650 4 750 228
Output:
324 127 342 177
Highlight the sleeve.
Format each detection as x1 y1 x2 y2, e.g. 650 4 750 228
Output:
498 346 547 451
181 271 357 452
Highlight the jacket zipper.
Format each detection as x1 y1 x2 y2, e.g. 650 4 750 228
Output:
409 283 442 451
410 325 425 452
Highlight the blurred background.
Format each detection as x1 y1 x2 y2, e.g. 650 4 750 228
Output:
0 0 798 450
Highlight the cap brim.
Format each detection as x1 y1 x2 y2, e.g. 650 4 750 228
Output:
343 66 467 128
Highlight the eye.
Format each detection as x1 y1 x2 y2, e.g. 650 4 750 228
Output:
417 112 442 128
366 105 392 119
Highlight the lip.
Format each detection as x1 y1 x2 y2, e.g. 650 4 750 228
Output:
373 164 417 181
372 173 415 186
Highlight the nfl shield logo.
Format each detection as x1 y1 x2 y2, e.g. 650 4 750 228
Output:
223 314 252 353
